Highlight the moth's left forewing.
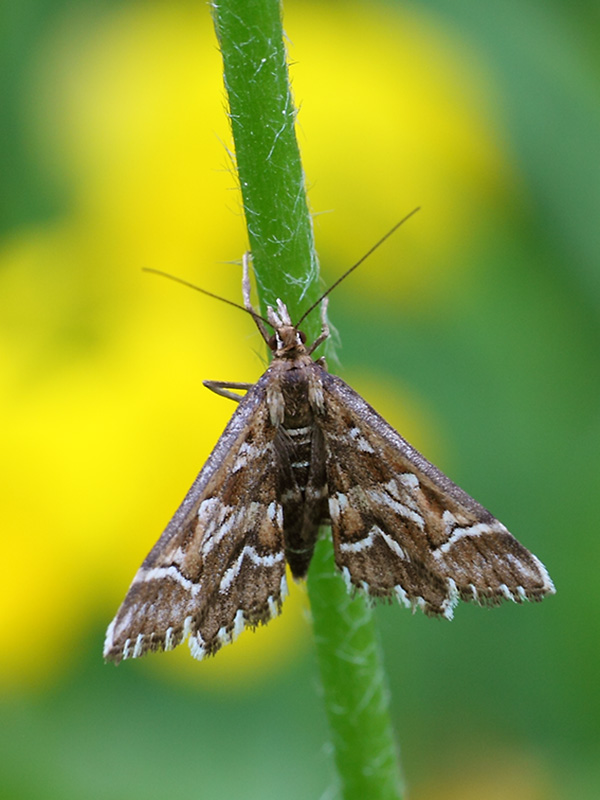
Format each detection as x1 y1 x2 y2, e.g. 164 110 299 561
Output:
320 373 555 617
104 375 287 663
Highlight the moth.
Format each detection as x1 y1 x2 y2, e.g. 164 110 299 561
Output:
104 219 555 664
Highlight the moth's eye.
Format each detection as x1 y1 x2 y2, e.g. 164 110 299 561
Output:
267 334 277 351
298 330 307 344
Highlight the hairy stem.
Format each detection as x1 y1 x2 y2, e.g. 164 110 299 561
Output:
211 0 320 329
308 538 404 799
211 1 404 797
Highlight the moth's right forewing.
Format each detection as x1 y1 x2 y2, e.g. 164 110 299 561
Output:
320 373 554 617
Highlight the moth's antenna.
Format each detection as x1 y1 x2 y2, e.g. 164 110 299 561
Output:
142 268 271 327
295 206 420 328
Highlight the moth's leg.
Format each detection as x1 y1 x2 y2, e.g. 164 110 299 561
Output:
241 251 254 310
242 252 271 344
203 380 253 402
307 297 330 355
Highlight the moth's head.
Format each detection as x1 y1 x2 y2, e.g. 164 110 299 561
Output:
268 325 307 357
267 300 308 358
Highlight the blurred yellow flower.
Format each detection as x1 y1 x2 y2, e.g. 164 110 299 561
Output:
413 747 555 800
286 2 515 303
0 0 517 689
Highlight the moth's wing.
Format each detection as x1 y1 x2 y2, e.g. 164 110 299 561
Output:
104 374 287 663
321 373 555 618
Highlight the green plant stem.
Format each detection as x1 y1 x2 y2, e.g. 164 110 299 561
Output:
211 0 320 327
308 538 404 800
211 2 404 797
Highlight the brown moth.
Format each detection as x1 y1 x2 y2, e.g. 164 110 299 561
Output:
104 217 555 664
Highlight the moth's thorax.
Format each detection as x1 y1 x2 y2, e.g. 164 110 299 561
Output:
266 333 325 428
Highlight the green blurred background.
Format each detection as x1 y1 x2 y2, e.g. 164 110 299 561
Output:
1 1 598 798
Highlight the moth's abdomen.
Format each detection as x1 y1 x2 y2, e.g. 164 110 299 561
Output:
275 419 328 580
284 424 313 494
